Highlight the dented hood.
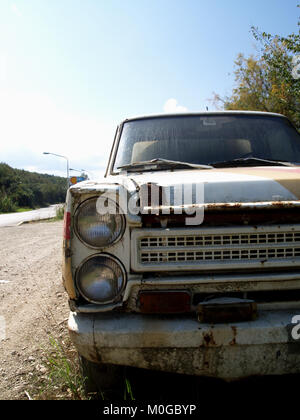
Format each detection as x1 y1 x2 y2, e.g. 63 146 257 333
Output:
127 166 300 204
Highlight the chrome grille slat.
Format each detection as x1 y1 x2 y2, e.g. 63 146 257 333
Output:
140 247 300 263
131 225 300 272
140 232 300 248
140 243 300 251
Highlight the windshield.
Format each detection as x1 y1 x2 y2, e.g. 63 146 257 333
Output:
113 114 300 171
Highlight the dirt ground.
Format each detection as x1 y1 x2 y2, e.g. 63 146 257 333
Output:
0 221 68 400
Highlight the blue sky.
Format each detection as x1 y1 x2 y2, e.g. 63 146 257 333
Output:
0 0 299 178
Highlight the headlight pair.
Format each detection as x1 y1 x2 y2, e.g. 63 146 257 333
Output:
74 197 126 305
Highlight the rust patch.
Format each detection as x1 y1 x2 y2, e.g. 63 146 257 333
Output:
206 202 242 210
202 331 216 347
230 326 237 345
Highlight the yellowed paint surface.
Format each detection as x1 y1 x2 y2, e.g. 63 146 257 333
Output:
218 167 300 199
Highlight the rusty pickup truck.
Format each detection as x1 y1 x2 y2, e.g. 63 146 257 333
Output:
63 111 300 390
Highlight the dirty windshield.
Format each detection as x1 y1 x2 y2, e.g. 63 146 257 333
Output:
113 114 300 171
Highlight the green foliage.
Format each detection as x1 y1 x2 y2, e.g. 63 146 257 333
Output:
0 162 66 213
0 195 17 213
213 5 300 131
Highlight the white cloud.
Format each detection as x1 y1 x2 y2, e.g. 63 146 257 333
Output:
11 3 22 17
163 98 188 113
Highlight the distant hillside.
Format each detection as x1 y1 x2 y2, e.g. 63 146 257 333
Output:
0 163 67 213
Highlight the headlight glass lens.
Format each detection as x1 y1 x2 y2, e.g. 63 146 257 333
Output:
77 255 125 304
75 197 124 248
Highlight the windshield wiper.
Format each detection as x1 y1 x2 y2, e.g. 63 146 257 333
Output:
210 157 294 168
118 158 213 171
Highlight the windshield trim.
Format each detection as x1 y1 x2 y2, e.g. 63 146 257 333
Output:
109 120 126 175
108 113 296 176
210 157 296 168
121 110 286 125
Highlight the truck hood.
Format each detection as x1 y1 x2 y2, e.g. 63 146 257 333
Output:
127 166 300 204
72 166 300 206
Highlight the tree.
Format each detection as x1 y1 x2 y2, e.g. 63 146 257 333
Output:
0 163 67 212
213 5 300 131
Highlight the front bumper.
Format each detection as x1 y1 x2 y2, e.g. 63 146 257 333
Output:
68 310 300 380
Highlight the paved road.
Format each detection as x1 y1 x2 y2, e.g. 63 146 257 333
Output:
0 205 61 227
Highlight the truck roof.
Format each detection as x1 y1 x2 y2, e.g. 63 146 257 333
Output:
122 110 285 124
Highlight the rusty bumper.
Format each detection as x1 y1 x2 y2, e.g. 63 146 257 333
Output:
68 310 300 380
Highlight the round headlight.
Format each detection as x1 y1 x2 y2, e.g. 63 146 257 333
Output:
76 255 126 304
75 197 125 248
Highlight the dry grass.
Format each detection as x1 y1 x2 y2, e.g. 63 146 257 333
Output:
26 333 87 400
25 328 135 400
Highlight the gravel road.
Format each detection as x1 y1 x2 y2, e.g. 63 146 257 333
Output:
0 221 68 400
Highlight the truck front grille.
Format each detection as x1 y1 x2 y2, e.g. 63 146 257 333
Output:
131 225 300 272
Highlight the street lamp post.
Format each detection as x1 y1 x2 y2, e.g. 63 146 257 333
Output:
43 152 70 189
70 167 83 174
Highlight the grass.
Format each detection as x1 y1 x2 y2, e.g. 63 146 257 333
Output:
44 336 86 399
0 207 33 215
28 334 87 400
27 331 135 400
124 377 135 400
16 207 33 213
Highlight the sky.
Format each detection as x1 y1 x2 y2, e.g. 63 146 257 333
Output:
0 0 299 179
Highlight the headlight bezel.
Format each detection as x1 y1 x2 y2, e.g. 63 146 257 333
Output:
74 196 126 249
75 253 127 305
